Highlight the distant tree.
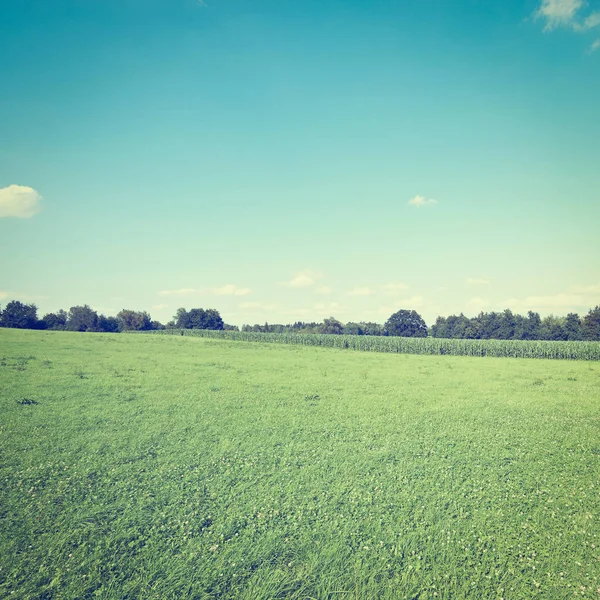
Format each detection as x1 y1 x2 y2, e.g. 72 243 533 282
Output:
521 311 542 340
385 310 427 337
0 300 39 329
179 307 225 330
563 313 582 341
582 306 600 341
186 308 206 329
174 308 191 329
42 310 68 330
151 320 165 330
540 315 566 341
359 322 385 336
203 309 224 330
496 309 516 340
319 317 344 335
66 305 98 332
117 309 152 331
223 323 239 331
97 314 120 333
430 316 448 339
343 322 364 336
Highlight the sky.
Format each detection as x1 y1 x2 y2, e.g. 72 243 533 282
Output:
1 0 599 327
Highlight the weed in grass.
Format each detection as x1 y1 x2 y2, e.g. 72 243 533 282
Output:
16 398 39 405
74 367 87 379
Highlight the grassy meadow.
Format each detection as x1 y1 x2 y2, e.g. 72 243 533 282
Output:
1 328 600 599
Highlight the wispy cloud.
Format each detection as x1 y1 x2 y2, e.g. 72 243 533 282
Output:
382 282 409 295
571 282 600 294
407 194 437 208
377 296 426 314
158 288 197 297
213 284 251 296
0 185 43 218
466 277 490 286
287 273 315 288
583 12 600 29
314 302 343 311
466 297 491 311
281 270 325 290
315 286 332 295
589 38 600 51
151 304 169 310
535 0 600 34
240 301 279 310
348 287 375 296
158 284 251 297
502 283 600 314
536 0 583 30
503 293 589 312
0 291 8 299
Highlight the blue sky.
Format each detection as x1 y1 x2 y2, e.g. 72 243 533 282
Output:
1 0 599 326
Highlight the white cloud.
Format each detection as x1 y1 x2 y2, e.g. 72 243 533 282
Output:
589 38 600 51
158 288 197 297
382 282 409 295
536 0 583 29
466 297 490 311
503 293 594 313
158 284 251 297
466 277 490 286
348 287 375 296
583 12 600 28
314 302 341 311
152 304 168 310
377 296 426 314
315 286 332 295
0 291 7 299
0 185 43 218
240 301 278 310
572 282 600 294
213 284 251 296
278 308 312 317
281 270 325 290
288 273 315 288
536 0 600 32
408 194 437 208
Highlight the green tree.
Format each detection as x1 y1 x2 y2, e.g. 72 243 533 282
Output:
203 309 224 330
343 322 364 335
384 310 427 337
0 300 39 329
42 310 68 330
174 308 191 329
359 322 385 336
582 306 600 341
563 313 582 341
319 317 344 335
97 315 120 333
521 310 542 340
66 305 98 332
117 309 152 331
540 315 566 341
187 308 207 329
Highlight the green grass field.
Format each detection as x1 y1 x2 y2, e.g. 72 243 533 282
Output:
1 329 599 599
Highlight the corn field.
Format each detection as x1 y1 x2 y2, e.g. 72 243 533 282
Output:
136 329 600 360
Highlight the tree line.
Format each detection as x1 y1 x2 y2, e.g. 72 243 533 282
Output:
1 300 599 341
0 302 232 333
